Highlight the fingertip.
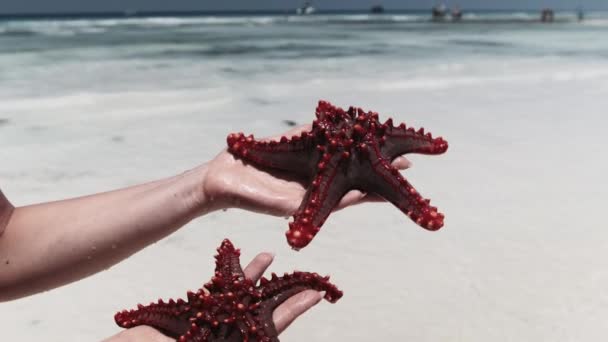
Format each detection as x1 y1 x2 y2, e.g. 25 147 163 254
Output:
393 156 412 170
243 252 275 281
311 291 324 304
299 289 323 304
258 252 275 263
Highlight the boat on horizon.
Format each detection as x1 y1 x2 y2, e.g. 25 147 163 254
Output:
370 4 385 14
296 2 316 15
432 3 448 21
122 9 138 17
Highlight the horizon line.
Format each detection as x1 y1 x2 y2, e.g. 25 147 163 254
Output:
0 8 599 19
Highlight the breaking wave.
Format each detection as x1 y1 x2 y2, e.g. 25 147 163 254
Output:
4 11 608 38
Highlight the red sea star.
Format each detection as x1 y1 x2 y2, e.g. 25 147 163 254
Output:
227 101 449 250
114 239 342 342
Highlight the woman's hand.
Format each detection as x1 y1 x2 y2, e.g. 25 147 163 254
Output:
104 251 326 341
202 125 411 217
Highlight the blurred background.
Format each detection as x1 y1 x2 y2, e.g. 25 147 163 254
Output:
1 1 607 341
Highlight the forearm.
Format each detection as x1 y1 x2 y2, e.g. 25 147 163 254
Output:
0 164 212 302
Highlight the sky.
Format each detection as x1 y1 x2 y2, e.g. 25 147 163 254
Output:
0 0 604 14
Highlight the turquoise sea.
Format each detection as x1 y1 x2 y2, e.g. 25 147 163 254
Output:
2 11 608 98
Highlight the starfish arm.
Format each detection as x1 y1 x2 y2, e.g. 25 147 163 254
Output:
258 272 343 305
227 132 319 176
115 239 342 342
240 311 273 342
179 323 212 342
251 272 342 342
208 239 245 290
235 320 253 342
251 315 280 342
366 144 445 230
379 121 448 159
114 301 191 338
286 153 350 249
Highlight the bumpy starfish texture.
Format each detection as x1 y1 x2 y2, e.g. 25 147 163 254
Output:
115 239 342 342
227 100 449 250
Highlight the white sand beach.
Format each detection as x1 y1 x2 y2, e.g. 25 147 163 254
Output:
1 13 608 341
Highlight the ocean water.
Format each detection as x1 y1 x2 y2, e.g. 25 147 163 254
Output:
2 11 608 342
2 11 608 99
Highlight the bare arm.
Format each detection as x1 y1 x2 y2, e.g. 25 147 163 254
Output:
0 166 209 302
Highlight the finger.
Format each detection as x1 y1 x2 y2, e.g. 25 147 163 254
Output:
391 156 412 170
335 190 366 210
356 193 385 203
272 290 323 334
336 191 386 210
243 253 274 283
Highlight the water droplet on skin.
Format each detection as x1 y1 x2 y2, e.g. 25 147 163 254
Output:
91 246 97 252
87 256 92 260
111 244 117 249
209 196 215 202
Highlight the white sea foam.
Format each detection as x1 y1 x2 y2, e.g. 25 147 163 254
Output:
0 16 282 36
582 18 608 27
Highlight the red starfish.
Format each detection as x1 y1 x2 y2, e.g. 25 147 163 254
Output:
114 239 342 342
227 101 449 250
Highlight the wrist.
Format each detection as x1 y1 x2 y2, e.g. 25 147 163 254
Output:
199 156 244 214
180 163 217 218
0 191 14 236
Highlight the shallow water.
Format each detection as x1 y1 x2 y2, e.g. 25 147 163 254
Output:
2 11 608 98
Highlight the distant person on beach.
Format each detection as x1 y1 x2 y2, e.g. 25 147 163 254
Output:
541 8 555 23
0 125 411 341
451 6 463 21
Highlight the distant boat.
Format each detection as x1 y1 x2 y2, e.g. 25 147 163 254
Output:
370 5 385 14
296 2 316 15
123 9 138 17
432 3 448 21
